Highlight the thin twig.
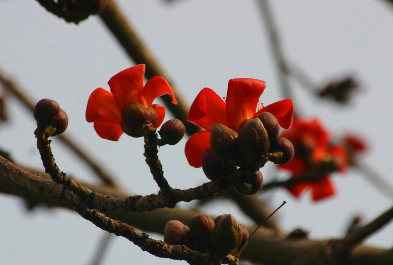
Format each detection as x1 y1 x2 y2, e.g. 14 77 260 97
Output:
334 205 393 254
0 67 118 187
99 0 199 136
143 122 174 198
225 188 283 233
354 162 393 200
90 232 113 265
256 0 293 101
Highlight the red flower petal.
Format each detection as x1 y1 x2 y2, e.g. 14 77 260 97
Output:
311 177 335 201
93 121 123 141
329 146 348 173
259 99 294 129
86 88 122 124
185 130 211 168
108 64 145 111
142 76 177 108
187 88 228 130
287 181 309 198
226 78 265 130
278 156 308 176
152 104 166 128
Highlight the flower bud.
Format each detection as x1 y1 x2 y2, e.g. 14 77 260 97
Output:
51 108 68 136
158 119 186 146
214 215 223 225
164 220 192 246
212 214 242 254
235 170 263 195
189 214 215 242
268 137 294 164
34 99 60 125
202 148 224 181
238 118 269 166
210 124 239 164
74 0 108 14
237 224 250 254
121 102 158 138
256 112 280 141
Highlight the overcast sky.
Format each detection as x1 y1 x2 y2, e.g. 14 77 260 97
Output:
1 1 393 264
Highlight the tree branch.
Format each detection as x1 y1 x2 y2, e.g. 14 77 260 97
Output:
1 159 392 265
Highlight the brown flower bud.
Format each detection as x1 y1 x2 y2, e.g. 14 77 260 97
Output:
238 118 269 166
189 214 215 242
256 112 280 141
210 123 239 164
164 220 192 246
158 119 186 146
211 214 242 254
235 170 263 195
268 137 294 164
121 102 157 138
202 148 224 181
51 108 68 136
34 99 60 125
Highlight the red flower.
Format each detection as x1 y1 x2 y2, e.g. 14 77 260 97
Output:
185 78 294 168
342 133 368 154
278 117 348 201
86 65 177 141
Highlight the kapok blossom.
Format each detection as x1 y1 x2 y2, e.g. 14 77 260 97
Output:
185 78 294 168
278 118 348 201
86 64 177 141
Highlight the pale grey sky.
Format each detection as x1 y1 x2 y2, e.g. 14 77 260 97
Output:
1 1 393 264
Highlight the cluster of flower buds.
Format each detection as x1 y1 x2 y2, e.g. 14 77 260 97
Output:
206 112 294 170
201 112 294 194
34 99 68 137
164 214 249 257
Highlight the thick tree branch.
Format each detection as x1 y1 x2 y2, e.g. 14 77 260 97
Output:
1 159 392 265
0 158 393 265
0 155 236 213
334 205 393 254
75 206 229 265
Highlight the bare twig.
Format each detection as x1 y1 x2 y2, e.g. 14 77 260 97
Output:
256 0 293 101
354 162 393 200
99 0 199 136
225 188 283 233
143 123 174 198
0 68 118 187
89 232 113 265
334 205 393 254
